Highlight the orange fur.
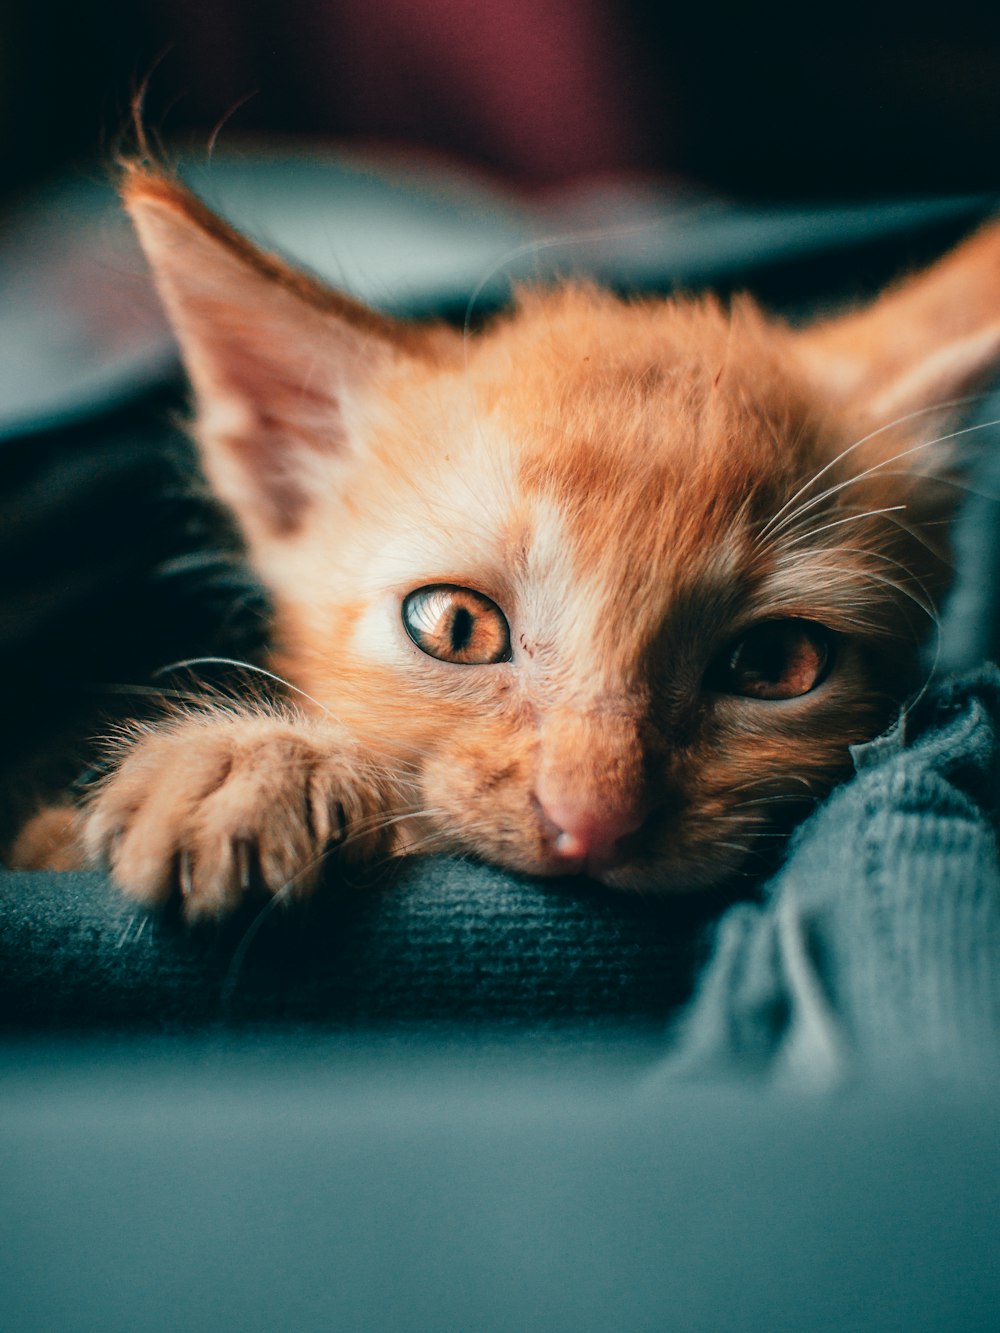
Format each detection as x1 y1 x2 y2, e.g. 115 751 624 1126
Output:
33 171 1000 918
7 806 83 872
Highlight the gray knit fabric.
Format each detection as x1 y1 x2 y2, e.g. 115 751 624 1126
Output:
0 858 724 1029
666 666 1000 1086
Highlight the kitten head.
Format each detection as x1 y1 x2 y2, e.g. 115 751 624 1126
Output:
125 168 1000 890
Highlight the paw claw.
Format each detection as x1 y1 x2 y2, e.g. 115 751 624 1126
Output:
178 851 195 899
332 801 347 847
83 715 392 919
234 838 254 894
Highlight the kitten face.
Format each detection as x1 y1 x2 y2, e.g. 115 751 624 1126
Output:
124 171 1000 891
259 292 931 889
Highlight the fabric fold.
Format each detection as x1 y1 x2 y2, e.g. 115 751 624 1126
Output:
666 666 1000 1086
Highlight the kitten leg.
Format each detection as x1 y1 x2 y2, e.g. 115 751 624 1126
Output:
82 713 395 921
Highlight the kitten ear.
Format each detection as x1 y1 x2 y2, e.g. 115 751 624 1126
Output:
123 167 429 539
795 220 1000 429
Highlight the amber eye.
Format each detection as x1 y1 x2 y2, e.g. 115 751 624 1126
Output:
707 620 832 700
402 584 512 665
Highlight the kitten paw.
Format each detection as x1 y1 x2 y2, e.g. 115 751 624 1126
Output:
83 715 392 921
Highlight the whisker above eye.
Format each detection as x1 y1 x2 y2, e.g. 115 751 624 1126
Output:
780 562 942 628
786 507 951 562
756 392 994 542
777 505 908 549
812 543 938 585
762 414 1000 544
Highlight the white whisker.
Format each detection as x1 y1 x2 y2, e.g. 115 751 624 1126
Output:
774 558 940 626
153 655 335 719
757 392 991 541
778 505 907 549
764 415 1000 543
81 682 213 705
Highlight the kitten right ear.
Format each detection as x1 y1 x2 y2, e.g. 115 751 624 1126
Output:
795 218 1000 432
123 167 435 539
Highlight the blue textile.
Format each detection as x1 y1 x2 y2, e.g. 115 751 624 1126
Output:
669 667 1000 1085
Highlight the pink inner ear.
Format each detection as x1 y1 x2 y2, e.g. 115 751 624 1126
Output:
124 175 407 542
197 322 348 449
189 319 351 536
223 430 311 536
795 219 1000 424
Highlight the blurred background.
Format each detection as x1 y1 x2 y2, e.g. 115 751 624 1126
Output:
4 0 1000 202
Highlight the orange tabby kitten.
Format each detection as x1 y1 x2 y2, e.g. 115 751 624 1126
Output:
21 169 1000 918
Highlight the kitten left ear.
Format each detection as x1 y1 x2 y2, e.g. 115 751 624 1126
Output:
795 219 1000 430
123 167 438 539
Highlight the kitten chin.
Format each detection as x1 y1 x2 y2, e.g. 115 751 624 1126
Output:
15 169 1000 919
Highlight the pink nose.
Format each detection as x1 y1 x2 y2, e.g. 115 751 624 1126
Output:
535 791 645 875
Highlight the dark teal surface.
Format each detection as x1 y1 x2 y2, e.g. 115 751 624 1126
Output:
1 1037 997 1333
